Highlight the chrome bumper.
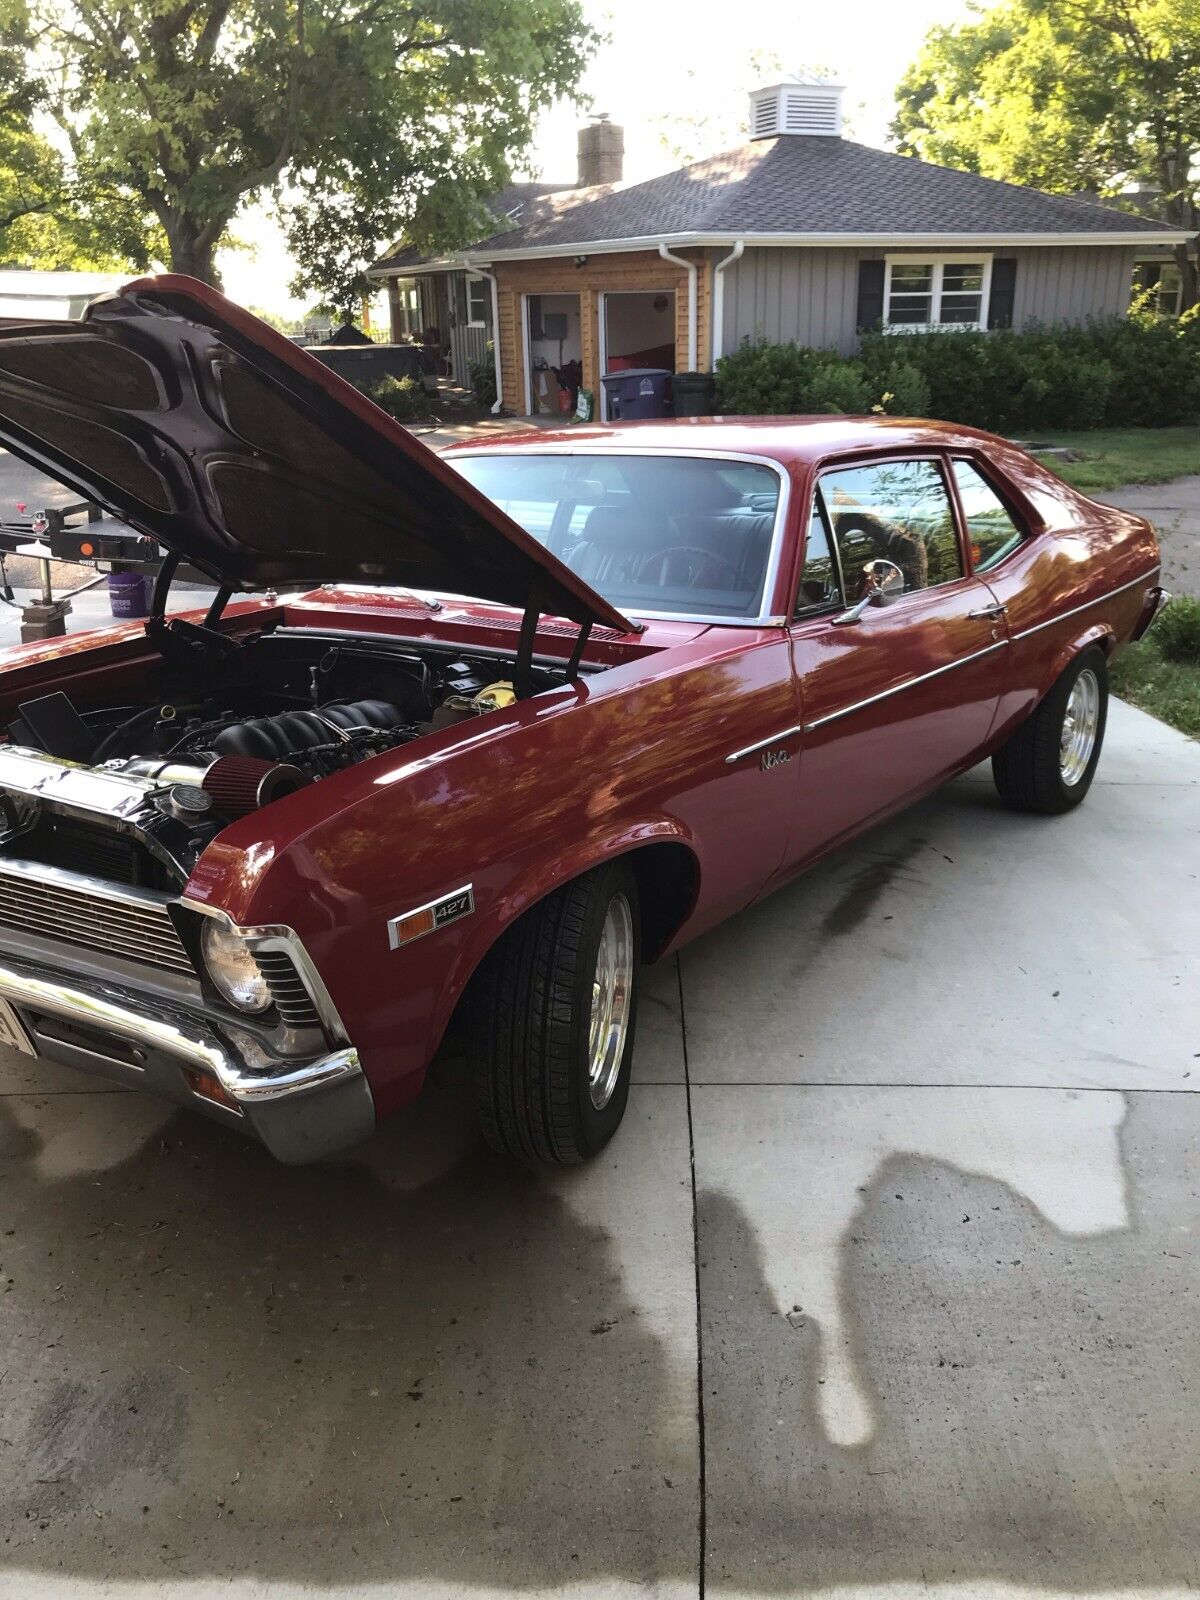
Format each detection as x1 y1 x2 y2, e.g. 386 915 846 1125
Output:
0 953 375 1163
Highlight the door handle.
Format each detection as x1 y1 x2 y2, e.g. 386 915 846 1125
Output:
968 602 1008 620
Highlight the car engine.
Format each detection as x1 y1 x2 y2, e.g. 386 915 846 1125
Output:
0 621 574 886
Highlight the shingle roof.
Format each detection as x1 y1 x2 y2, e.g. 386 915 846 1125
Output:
370 181 575 273
463 137 1173 253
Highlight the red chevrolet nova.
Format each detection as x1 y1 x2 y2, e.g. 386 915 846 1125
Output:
0 278 1166 1163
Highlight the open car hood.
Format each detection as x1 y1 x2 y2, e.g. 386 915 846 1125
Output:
0 275 632 632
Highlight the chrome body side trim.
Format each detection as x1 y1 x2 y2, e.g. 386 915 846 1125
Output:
802 640 1009 733
724 726 805 766
447 447 793 629
1009 567 1161 642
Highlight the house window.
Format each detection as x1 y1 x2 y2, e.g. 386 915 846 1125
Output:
1133 260 1183 317
884 256 992 332
466 274 490 328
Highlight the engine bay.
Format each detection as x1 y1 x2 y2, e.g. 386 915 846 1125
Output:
0 618 590 884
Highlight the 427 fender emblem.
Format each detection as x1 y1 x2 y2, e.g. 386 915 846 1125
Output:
388 884 475 950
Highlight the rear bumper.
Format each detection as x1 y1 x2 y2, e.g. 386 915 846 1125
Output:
1130 585 1171 642
0 953 375 1163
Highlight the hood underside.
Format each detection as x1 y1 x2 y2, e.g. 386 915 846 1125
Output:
0 275 631 632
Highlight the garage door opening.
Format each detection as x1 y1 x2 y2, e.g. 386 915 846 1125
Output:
524 293 582 416
600 290 676 419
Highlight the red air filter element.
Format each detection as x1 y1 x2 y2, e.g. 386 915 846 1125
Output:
201 756 307 818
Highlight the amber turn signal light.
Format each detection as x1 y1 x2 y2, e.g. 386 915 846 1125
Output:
390 906 438 946
184 1068 242 1113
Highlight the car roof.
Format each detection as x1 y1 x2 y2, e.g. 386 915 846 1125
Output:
443 414 1017 468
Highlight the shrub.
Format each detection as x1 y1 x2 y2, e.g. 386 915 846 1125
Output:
365 374 431 423
469 345 497 409
715 340 823 414
1153 595 1200 665
720 316 1199 432
801 357 871 413
867 357 930 418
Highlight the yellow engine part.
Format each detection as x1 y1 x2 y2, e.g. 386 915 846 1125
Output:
472 680 517 712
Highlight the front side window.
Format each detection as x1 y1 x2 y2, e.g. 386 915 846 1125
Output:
795 496 842 614
466 275 490 327
819 458 963 595
885 257 990 331
952 459 1025 571
451 452 782 619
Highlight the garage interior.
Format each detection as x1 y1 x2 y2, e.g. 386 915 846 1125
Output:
526 292 582 415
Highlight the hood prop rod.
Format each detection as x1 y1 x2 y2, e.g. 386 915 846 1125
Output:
150 549 179 618
566 620 592 681
513 587 542 698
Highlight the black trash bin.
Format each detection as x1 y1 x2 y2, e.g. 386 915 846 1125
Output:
600 367 672 420
672 369 717 417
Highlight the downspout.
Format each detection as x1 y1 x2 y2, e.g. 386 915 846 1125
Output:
465 261 504 414
711 239 744 364
658 242 698 371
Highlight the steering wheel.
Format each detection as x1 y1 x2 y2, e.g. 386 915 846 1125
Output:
635 545 742 590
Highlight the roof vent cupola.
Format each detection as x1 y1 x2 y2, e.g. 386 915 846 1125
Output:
749 81 844 140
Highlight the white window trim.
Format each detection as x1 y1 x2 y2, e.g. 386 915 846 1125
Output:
465 272 489 329
883 252 993 334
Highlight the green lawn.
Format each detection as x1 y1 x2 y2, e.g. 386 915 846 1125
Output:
1111 637 1200 738
1035 427 1200 493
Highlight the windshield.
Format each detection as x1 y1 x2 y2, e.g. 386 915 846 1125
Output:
450 452 782 619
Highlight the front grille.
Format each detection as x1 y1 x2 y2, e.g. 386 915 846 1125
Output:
254 949 321 1027
0 864 193 976
5 812 173 890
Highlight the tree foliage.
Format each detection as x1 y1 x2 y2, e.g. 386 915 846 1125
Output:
0 3 153 267
1 0 596 309
893 0 1200 306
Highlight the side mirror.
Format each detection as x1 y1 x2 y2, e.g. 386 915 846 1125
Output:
832 559 905 625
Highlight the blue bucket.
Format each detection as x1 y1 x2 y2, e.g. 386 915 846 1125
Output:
107 570 149 619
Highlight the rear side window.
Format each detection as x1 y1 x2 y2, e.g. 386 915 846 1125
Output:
819 459 963 595
952 459 1025 571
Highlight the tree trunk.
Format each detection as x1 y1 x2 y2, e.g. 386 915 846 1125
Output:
162 211 225 288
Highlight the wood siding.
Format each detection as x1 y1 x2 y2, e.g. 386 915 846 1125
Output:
492 250 711 415
720 244 1140 357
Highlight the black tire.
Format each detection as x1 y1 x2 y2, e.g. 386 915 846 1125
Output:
992 646 1108 814
467 861 640 1164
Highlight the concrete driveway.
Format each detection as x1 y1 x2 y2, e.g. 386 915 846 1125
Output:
0 699 1196 1598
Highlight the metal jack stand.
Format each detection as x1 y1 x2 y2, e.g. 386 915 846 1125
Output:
20 559 70 644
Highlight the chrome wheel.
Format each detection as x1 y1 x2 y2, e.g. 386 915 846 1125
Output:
588 892 635 1111
1060 668 1100 786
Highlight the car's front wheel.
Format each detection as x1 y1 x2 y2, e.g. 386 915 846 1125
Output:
467 861 640 1163
992 645 1108 814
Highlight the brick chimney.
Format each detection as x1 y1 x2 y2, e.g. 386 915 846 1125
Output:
577 114 623 187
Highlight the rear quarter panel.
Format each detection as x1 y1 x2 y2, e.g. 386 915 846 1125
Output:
184 630 800 1114
965 445 1160 742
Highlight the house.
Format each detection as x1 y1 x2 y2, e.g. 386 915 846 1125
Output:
368 82 1189 420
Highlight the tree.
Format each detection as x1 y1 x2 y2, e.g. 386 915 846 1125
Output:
893 0 1200 309
1 6 157 267
2 0 597 306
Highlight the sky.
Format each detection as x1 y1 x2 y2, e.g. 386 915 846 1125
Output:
218 0 974 316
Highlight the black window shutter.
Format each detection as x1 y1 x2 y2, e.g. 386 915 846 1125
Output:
856 260 885 331
987 258 1018 329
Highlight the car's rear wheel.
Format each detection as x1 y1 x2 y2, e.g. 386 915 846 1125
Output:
467 861 640 1163
992 646 1108 814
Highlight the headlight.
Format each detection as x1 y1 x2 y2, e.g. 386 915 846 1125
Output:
201 920 272 1014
